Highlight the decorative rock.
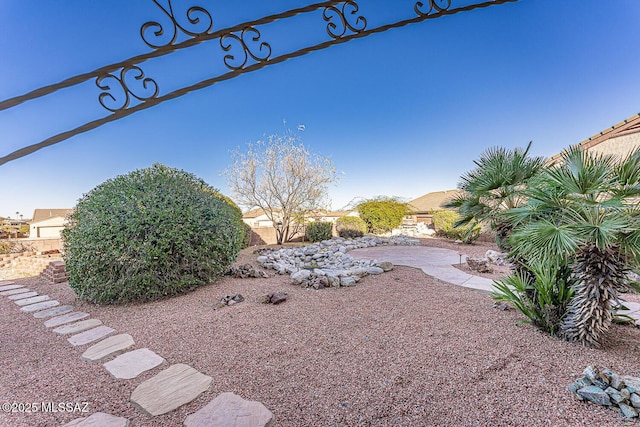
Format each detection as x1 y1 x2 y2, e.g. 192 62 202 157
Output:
68 326 116 346
270 293 288 305
379 261 394 272
575 377 592 388
54 319 103 335
577 386 612 406
291 270 311 285
619 403 638 418
20 300 59 312
131 364 213 416
227 263 269 279
610 373 624 390
14 295 49 306
81 334 135 361
340 276 356 287
8 291 38 300
33 305 75 319
63 412 129 427
622 376 640 391
630 393 640 408
44 311 89 327
366 266 384 275
466 257 494 274
218 294 245 308
104 348 165 380
183 392 274 427
0 283 20 291
257 294 271 304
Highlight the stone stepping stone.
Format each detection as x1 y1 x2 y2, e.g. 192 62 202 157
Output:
0 287 31 296
44 311 89 327
68 326 116 346
104 348 165 380
54 319 103 335
0 283 21 291
20 300 59 313
8 291 38 300
131 363 213 416
34 305 75 319
81 334 134 362
15 295 50 306
183 392 274 427
63 412 129 427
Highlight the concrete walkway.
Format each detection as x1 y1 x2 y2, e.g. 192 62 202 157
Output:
350 245 495 292
350 245 640 326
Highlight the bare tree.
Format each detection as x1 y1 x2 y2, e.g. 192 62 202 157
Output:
224 132 338 244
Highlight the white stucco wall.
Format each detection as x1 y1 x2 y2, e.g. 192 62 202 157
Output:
29 217 66 239
588 132 640 158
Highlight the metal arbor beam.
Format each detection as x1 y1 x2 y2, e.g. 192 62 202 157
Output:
0 0 519 167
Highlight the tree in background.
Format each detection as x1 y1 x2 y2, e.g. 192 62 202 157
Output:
224 131 338 244
357 197 409 234
445 142 546 250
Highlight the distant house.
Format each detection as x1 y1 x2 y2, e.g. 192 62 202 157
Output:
29 209 73 239
407 190 460 225
242 208 357 228
549 113 640 162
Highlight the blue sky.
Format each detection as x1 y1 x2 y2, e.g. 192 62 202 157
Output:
1 0 639 219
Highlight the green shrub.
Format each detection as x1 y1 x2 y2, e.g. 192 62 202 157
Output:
306 221 333 242
431 210 480 243
241 222 252 248
335 216 367 239
357 199 408 234
0 240 11 254
62 164 244 304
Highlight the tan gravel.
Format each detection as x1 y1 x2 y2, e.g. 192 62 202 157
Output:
1 238 640 426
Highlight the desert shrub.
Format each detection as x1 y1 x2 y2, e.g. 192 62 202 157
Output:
0 240 11 254
357 199 408 234
335 216 367 238
62 164 244 304
431 210 480 243
241 222 252 248
306 221 333 242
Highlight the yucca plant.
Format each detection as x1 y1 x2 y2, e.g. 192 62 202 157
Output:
503 146 640 347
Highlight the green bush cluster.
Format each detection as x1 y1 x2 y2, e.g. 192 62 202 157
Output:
357 199 408 234
335 216 368 239
305 221 333 242
241 222 252 248
62 164 244 304
431 210 480 243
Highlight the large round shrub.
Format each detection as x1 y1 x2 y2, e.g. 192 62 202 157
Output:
305 221 333 242
335 216 368 238
62 164 244 304
357 199 409 234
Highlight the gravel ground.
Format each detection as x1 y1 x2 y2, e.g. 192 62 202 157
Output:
1 238 640 426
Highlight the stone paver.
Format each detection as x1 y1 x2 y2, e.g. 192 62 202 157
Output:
7 291 38 300
20 300 59 312
14 295 49 306
64 412 129 427
81 334 135 362
184 392 274 427
0 283 21 291
44 311 89 327
53 319 103 335
34 305 75 319
131 363 213 416
104 348 165 380
0 280 16 285
68 326 116 346
0 287 31 296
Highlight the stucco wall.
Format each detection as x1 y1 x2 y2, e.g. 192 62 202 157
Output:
587 133 640 158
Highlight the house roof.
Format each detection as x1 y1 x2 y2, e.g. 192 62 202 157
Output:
548 113 640 163
409 190 460 212
32 209 74 223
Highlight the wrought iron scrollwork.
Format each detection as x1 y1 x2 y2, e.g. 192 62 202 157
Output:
415 0 452 16
220 27 272 70
141 0 213 48
96 66 159 112
323 1 367 39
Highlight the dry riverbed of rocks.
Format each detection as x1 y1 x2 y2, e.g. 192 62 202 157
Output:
255 235 419 289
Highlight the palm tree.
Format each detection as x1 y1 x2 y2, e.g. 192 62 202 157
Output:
504 146 640 347
445 141 546 250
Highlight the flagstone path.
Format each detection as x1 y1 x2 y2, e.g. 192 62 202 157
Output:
0 280 275 426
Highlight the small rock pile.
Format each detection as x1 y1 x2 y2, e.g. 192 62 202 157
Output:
466 257 494 273
257 292 288 305
226 263 269 278
568 365 640 419
255 235 416 289
216 294 245 308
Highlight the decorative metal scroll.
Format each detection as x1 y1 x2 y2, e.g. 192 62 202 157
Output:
0 0 519 167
